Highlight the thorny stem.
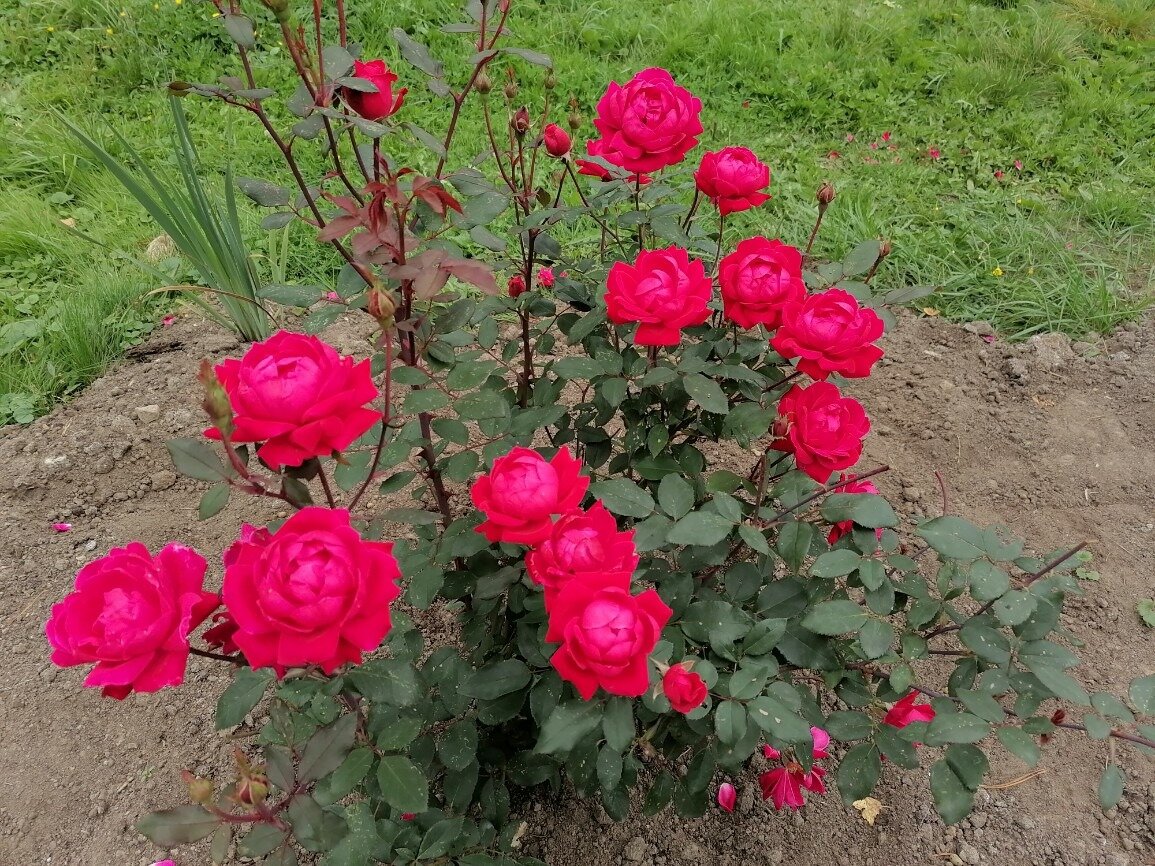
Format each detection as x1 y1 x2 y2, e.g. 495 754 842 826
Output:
681 187 701 232
190 647 244 665
517 308 534 408
348 330 394 513
925 541 1090 638
711 212 726 276
804 204 826 260
765 464 891 525
317 463 337 508
335 0 347 46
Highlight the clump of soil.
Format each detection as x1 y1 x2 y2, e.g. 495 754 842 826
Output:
0 310 1152 866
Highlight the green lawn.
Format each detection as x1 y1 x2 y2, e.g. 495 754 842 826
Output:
1 0 1153 423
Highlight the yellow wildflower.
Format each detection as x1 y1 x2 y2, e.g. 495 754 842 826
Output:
991 266 1004 278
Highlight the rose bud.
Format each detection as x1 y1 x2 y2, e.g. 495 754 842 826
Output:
503 81 519 101
568 111 582 131
237 775 269 806
545 71 557 90
878 238 892 259
181 770 213 805
342 60 407 122
508 274 527 298
662 662 708 714
476 71 492 94
817 181 836 207
543 123 572 158
512 106 531 136
717 782 737 813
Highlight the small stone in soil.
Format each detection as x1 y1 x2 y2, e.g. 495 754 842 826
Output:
134 405 161 424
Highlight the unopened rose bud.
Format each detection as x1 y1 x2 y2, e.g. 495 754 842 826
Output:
257 0 290 22
503 82 518 101
507 274 526 299
367 284 397 328
878 238 892 259
1051 708 1067 725
476 71 492 94
198 359 233 437
511 106 531 136
544 72 557 90
542 123 571 158
181 770 214 805
817 181 836 207
567 112 582 132
771 415 790 439
237 775 269 806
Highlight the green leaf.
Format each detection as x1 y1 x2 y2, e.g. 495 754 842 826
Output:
404 389 450 414
925 712 991 745
748 696 812 743
236 176 290 207
1098 764 1125 812
842 239 882 277
682 373 729 414
968 561 1011 601
801 600 868 635
536 700 604 755
957 690 1008 724
945 743 989 790
1130 674 1155 714
501 45 553 67
460 659 531 700
198 483 230 519
738 523 770 554
552 356 605 379
824 711 874 741
992 589 1037 626
810 549 862 578
418 817 465 860
347 659 420 707
376 755 429 813
1027 664 1090 706
657 474 696 520
820 493 898 528
597 745 624 790
667 511 734 546
589 478 655 519
438 720 478 772
602 698 635 752
776 520 814 573
715 700 748 744
997 727 1040 767
916 516 986 560
238 823 289 858
1138 599 1155 628
930 759 975 825
836 744 880 803
260 283 322 307
137 805 220 846
858 619 895 659
392 27 444 77
215 668 273 729
167 437 231 482
299 714 357 783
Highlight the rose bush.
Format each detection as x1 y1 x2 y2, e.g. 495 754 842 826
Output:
45 1 1155 864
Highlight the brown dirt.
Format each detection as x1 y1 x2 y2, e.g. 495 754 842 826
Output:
1 310 1153 866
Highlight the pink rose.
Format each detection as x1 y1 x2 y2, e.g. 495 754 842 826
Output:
718 237 806 330
662 662 708 714
342 59 407 121
46 542 217 699
526 502 638 606
771 288 884 380
587 67 703 173
605 246 712 346
543 123 571 158
772 382 870 483
826 475 883 544
222 508 401 676
536 266 555 288
205 331 381 470
546 574 672 699
471 446 589 546
694 147 772 216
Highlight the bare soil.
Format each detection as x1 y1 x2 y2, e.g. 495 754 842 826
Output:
1 310 1152 866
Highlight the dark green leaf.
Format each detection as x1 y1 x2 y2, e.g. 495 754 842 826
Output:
996 727 1040 767
137 805 219 846
236 176 291 207
460 659 531 700
392 28 444 77
602 698 635 752
668 511 734 547
299 714 357 783
925 712 991 745
715 700 748 744
589 477 655 518
376 756 429 813
930 759 974 825
801 600 868 635
916 516 986 560
1098 764 1125 812
167 437 230 482
657 474 696 520
215 668 273 729
810 549 862 578
1130 674 1155 714
820 493 898 529
683 373 729 414
238 823 288 858
199 483 230 519
836 744 880 803
536 700 603 755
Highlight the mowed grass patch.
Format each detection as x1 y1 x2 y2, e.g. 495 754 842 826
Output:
0 0 1152 421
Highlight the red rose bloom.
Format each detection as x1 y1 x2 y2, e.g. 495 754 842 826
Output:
46 542 218 699
205 331 381 470
471 446 589 546
342 59 407 121
222 508 401 676
202 610 240 655
772 382 870 483
662 662 708 714
771 288 884 380
718 237 806 330
507 274 527 298
694 147 772 216
605 246 712 346
543 123 571 158
587 67 703 173
526 502 638 606
546 574 672 699
884 691 936 728
825 475 882 544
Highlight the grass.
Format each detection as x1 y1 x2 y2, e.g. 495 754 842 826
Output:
1 0 1153 422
